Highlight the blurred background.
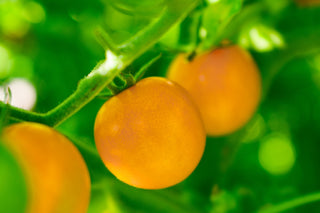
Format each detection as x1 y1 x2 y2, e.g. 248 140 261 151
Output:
0 0 320 212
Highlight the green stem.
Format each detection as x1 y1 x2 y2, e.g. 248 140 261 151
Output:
95 27 121 54
257 192 320 213
118 0 199 61
0 102 47 124
44 52 125 127
0 0 200 127
134 53 162 81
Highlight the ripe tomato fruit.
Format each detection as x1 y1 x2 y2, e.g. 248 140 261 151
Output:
94 77 206 189
167 45 261 136
2 122 91 213
295 0 320 7
0 142 27 213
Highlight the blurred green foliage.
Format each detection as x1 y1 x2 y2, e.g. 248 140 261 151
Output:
1 0 320 212
0 142 27 213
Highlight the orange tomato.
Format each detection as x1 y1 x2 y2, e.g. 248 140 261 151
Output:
167 45 261 136
2 122 91 213
94 77 206 189
294 0 320 7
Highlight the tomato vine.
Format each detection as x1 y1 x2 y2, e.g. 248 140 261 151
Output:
1 0 320 212
0 0 199 127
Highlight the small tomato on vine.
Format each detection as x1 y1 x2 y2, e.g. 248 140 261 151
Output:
2 122 91 213
94 77 206 189
167 45 261 136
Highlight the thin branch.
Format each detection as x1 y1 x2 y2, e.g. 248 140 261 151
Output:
44 51 124 127
134 53 162 81
257 192 320 213
0 102 47 124
95 27 121 55
0 1 200 127
118 0 200 62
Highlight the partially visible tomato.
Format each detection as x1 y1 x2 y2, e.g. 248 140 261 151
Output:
2 122 91 213
295 0 320 7
167 45 261 136
0 142 27 213
94 77 206 189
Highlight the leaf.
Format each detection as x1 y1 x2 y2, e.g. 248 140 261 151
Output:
199 0 242 51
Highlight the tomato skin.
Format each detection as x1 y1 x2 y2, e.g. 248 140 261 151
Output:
94 77 206 189
2 122 91 213
168 45 261 136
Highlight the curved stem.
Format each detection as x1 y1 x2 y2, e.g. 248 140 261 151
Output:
118 0 200 61
44 54 123 127
0 52 124 127
0 102 47 123
257 192 320 213
134 53 162 81
95 27 121 54
0 0 200 127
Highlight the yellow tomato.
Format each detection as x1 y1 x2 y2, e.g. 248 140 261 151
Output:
2 122 91 213
94 77 206 189
167 45 261 136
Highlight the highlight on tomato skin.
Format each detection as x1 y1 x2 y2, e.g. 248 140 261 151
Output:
2 122 91 213
94 77 206 190
167 45 262 136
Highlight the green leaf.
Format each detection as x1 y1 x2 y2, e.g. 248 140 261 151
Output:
238 23 285 52
199 0 242 51
108 0 165 17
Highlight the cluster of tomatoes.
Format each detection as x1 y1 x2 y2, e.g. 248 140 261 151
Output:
1 45 261 212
